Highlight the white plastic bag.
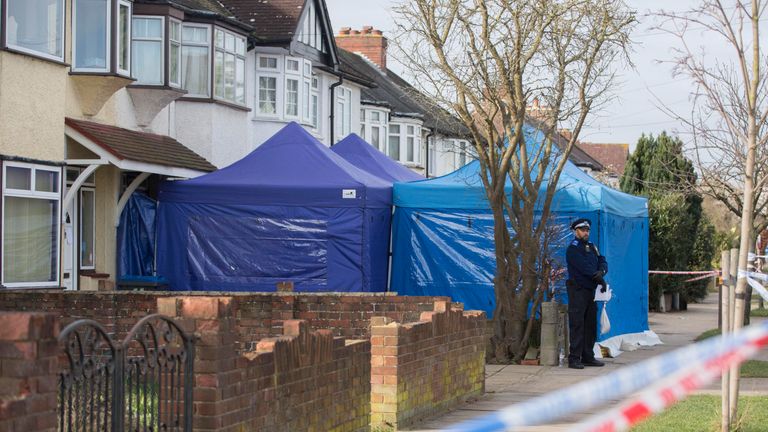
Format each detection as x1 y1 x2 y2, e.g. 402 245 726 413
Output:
600 303 611 335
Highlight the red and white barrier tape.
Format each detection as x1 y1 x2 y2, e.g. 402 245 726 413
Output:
648 270 719 275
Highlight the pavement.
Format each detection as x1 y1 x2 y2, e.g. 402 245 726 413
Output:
408 293 768 431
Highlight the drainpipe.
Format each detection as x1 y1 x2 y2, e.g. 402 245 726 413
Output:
329 75 344 145
425 130 435 178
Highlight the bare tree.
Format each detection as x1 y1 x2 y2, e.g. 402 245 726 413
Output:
656 0 766 423
393 0 634 362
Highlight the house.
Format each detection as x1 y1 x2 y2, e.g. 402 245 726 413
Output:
577 142 630 187
335 27 472 177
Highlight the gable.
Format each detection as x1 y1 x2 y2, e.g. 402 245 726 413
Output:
296 0 328 54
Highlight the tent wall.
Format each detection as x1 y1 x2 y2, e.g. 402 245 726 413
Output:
390 207 649 341
157 202 387 292
117 193 157 278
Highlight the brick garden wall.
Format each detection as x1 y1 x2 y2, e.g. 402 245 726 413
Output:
0 312 59 432
370 301 487 430
159 296 371 432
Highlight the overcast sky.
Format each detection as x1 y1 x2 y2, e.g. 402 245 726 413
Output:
327 0 741 151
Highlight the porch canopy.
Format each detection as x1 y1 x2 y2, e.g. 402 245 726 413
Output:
156 122 392 292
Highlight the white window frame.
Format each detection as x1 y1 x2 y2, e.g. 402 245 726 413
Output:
336 86 352 140
213 27 247 105
310 74 320 129
72 0 112 73
116 0 132 76
1 161 62 288
256 54 282 118
284 56 302 119
405 124 421 164
301 60 313 125
4 0 66 62
131 15 165 85
388 124 401 161
169 18 182 88
180 23 212 98
361 108 388 153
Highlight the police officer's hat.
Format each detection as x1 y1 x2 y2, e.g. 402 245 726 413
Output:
570 218 591 230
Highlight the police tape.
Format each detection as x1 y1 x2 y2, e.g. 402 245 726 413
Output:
648 270 720 275
738 270 768 302
444 323 761 432
572 323 768 432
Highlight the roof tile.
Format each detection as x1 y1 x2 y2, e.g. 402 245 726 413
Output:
65 118 216 173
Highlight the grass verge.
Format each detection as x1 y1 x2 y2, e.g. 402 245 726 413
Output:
631 395 768 432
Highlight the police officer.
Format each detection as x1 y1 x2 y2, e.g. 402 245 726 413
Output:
565 218 607 369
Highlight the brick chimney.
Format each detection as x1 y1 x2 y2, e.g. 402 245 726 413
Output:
336 26 388 71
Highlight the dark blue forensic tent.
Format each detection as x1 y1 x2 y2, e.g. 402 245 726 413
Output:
156 122 392 292
391 126 656 350
331 134 424 183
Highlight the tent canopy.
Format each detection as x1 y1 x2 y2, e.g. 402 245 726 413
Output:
394 156 647 217
157 122 392 293
332 133 424 183
390 128 650 344
160 122 391 207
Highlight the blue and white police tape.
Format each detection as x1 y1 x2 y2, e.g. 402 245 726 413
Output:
444 322 762 432
738 270 768 302
571 320 768 432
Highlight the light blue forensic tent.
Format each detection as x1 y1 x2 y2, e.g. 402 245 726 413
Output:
156 122 392 293
391 128 651 343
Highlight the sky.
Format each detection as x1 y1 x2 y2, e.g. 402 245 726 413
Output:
327 0 739 151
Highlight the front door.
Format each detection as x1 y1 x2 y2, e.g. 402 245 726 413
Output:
62 168 95 290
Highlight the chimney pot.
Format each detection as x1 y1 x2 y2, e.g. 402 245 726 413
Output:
372 29 383 36
351 30 360 35
339 27 351 35
362 26 373 34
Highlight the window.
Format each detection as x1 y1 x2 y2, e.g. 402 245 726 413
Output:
428 138 436 174
132 16 164 85
388 125 401 160
214 28 246 105
5 0 65 61
285 78 299 117
2 162 61 287
297 1 326 53
117 1 131 75
181 24 211 97
459 141 467 166
256 54 280 116
311 75 320 128
72 0 131 74
361 108 388 152
405 125 420 163
169 20 181 87
335 87 351 139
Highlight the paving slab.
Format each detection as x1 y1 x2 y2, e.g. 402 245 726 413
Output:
407 293 768 431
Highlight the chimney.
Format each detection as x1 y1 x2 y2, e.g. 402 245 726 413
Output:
335 26 388 70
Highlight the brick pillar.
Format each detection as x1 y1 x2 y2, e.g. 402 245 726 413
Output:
0 312 59 432
370 316 398 427
157 297 238 432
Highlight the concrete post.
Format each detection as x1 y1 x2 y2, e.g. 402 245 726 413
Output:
540 302 559 366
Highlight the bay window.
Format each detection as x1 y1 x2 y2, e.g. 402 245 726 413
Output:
256 54 316 125
73 0 132 75
5 0 65 61
2 162 61 287
181 23 210 97
388 121 423 164
132 16 164 85
214 28 246 105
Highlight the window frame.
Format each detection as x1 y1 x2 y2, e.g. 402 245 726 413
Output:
180 22 212 98
72 0 113 73
3 0 66 63
78 187 96 270
131 15 165 86
116 0 132 76
168 18 182 88
255 53 282 118
335 86 352 140
213 26 246 105
360 108 388 153
1 161 62 288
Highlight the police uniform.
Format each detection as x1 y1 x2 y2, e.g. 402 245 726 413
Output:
566 218 607 369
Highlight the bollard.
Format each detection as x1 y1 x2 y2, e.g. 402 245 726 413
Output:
540 301 559 366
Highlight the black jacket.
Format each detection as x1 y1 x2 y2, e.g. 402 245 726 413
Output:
566 237 608 290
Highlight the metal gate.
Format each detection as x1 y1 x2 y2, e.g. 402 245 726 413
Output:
57 314 195 431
